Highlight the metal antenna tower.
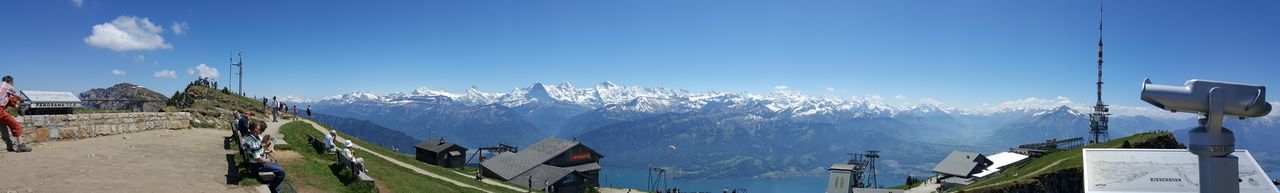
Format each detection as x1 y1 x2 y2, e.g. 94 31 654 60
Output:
844 150 881 189
863 150 879 188
230 51 245 96
647 166 669 192
1088 0 1111 144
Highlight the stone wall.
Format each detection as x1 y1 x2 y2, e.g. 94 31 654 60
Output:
10 112 192 144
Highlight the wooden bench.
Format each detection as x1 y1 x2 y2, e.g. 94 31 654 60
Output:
306 135 336 154
336 147 376 183
230 124 280 182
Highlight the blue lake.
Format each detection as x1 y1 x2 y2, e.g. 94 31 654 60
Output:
599 168 835 193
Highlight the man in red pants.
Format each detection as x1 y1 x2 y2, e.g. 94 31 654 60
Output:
0 76 29 152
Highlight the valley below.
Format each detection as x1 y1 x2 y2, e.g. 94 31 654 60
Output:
301 82 1280 189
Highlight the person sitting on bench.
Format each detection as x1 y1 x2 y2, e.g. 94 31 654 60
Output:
244 120 286 193
339 140 367 173
323 130 337 153
237 112 252 137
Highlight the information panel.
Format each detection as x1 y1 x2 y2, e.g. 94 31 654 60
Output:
1083 148 1279 193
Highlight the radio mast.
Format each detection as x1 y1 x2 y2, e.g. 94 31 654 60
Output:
231 51 244 96
1088 0 1111 143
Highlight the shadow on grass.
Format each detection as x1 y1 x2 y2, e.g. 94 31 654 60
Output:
328 162 361 185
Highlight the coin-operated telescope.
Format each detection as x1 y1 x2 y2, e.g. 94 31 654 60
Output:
1141 78 1271 193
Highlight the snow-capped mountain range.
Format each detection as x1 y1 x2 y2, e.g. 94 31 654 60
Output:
315 81 1224 119
308 81 1280 181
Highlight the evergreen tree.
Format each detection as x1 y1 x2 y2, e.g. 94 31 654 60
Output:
1121 140 1132 148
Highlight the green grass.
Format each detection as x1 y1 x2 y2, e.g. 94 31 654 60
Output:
281 121 527 193
960 132 1170 191
306 121 536 193
276 121 379 193
887 178 925 190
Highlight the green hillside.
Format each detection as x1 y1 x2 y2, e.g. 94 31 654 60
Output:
280 121 534 193
171 83 271 129
960 131 1184 192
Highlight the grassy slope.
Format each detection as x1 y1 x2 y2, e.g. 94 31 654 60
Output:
282 121 529 193
180 85 270 129
307 121 537 193
960 132 1170 191
887 179 925 190
277 122 379 193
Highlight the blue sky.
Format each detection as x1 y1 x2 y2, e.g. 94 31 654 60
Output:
1 0 1277 109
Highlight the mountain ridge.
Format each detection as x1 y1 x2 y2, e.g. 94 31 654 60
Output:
307 82 1280 181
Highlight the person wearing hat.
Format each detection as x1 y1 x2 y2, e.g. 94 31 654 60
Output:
0 76 30 152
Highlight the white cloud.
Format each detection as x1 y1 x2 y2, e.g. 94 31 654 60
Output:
194 64 218 79
866 94 883 101
71 0 83 8
825 87 835 92
153 70 177 78
1272 101 1279 115
186 68 195 75
170 21 188 35
894 95 907 100
990 96 1077 111
919 98 944 105
111 69 126 76
134 54 145 62
986 96 1194 119
84 16 172 51
773 85 789 90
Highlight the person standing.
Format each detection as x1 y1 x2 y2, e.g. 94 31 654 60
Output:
306 105 312 119
292 105 298 120
271 96 279 122
0 76 29 152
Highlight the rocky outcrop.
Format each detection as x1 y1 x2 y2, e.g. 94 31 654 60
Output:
79 83 169 112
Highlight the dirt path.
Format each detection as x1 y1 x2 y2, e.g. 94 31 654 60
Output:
277 120 526 193
0 128 253 193
962 158 1070 192
441 164 532 192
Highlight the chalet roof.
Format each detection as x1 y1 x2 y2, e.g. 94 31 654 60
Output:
562 162 601 172
932 151 989 177
830 163 856 171
506 164 578 190
415 140 466 153
940 176 976 185
481 138 602 180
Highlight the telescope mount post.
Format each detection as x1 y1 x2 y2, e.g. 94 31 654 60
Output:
1191 87 1239 193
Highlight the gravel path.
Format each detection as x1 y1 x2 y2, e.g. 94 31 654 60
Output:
0 128 253 193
